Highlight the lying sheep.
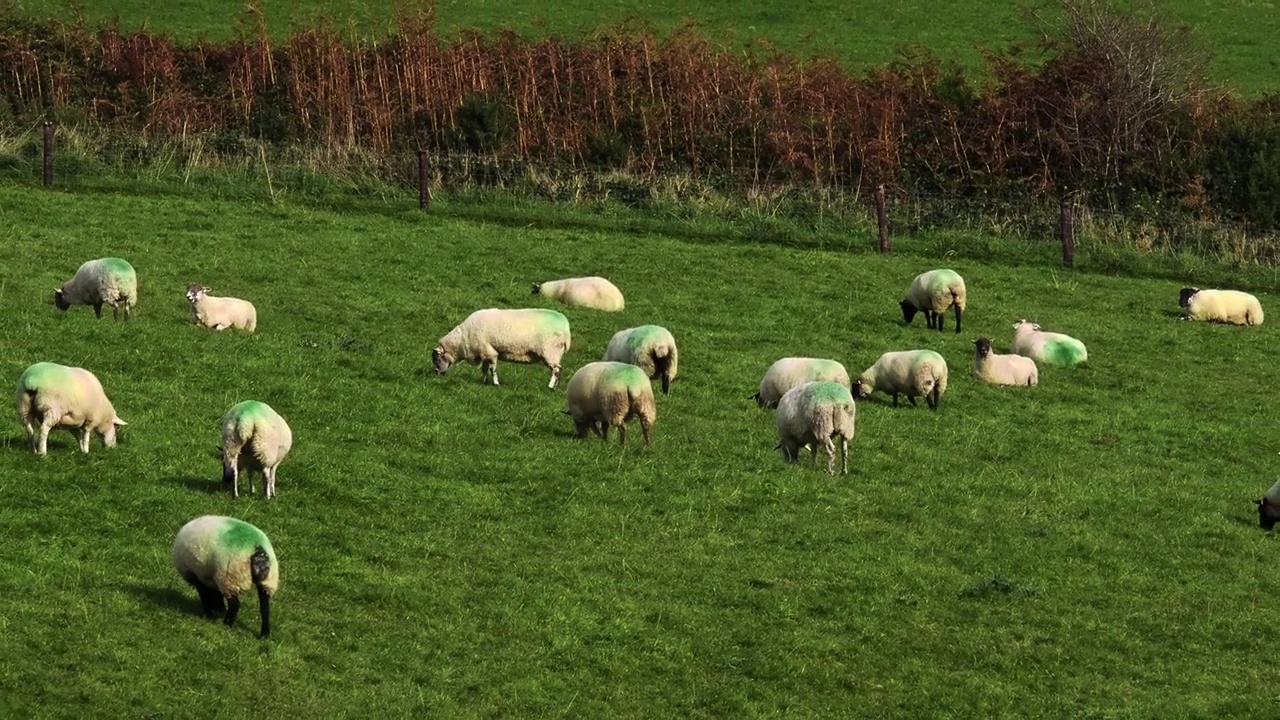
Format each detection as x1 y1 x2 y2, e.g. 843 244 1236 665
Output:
186 284 258 332
774 380 856 476
53 257 137 320
433 308 572 388
901 269 966 333
1256 481 1280 530
1011 320 1088 367
853 350 948 411
751 357 851 409
532 276 625 312
221 400 292 500
565 361 656 446
972 337 1038 387
601 325 679 394
1179 287 1264 326
14 361 127 455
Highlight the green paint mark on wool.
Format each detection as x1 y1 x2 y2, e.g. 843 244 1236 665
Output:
624 325 664 354
805 381 853 405
927 269 960 292
218 518 272 555
19 362 67 389
602 363 647 389
1043 340 1086 367
99 257 135 275
229 400 272 420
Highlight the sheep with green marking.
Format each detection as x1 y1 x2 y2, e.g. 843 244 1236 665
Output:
532 276 625 312
221 400 292 499
1179 287 1264 326
852 350 949 411
565 361 656 446
774 380 856 475
751 357 851 409
433 308 572 388
900 269 966 333
14 361 127 455
1011 320 1088 367
172 515 279 638
53 257 137 320
601 324 679 394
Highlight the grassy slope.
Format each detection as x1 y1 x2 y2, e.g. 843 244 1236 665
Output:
8 0 1277 95
0 178 1277 716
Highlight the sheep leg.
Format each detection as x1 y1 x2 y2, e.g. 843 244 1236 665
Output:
936 310 946 332
640 417 653 447
490 362 500 386
93 301 103 318
907 395 918 407
592 422 605 439
824 438 836 476
953 306 962 334
265 467 276 499
924 310 934 329
78 426 91 453
617 424 628 446
22 420 35 450
183 573 225 617
840 437 849 475
928 386 940 411
222 455 240 498
573 421 591 439
548 365 561 389
37 421 53 456
891 392 899 407
223 594 241 628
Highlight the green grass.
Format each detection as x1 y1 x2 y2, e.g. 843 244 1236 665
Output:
1 173 1279 716
10 0 1280 95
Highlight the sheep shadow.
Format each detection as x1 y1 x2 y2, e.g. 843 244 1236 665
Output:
168 476 223 494
124 583 202 617
6 434 72 453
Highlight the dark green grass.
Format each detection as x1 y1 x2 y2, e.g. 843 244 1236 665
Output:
1 178 1279 716
11 0 1280 95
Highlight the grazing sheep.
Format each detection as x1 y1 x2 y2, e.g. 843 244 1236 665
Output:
852 350 949 411
565 361 656 446
601 325 679 394
1257 481 1280 530
14 361 127 455
1179 287 1264 326
186 284 257 332
774 380 856 475
1011 320 1088 367
751 357 851 409
53 257 137 320
532 276 625 312
172 515 279 638
972 337 1038 387
433 308 572 388
901 269 966 333
221 400 292 499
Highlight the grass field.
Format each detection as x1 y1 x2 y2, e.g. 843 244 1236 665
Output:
1 173 1279 716
10 0 1280 96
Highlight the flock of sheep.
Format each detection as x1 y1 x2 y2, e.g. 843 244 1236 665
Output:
15 257 1271 639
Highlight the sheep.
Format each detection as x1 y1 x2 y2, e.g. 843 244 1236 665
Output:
900 269 967 333
972 337 1039 387
564 361 656 446
750 357 851 409
1256 481 1280 530
186 284 257 332
14 361 127 456
53 257 137 320
221 400 292 499
774 380 856 476
1011 320 1088 367
852 350 949 411
172 515 279 638
433 308 572 388
601 325 679 394
1179 287 1264 326
532 276 625 312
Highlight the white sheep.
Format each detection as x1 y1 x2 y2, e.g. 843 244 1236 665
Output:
751 357 851 409
564 361 656 446
774 380 856 475
852 350 949 411
221 400 292 499
433 308 572 388
1011 320 1088 367
972 337 1038 387
1257 480 1280 530
532 276 625 312
14 361 127 455
53 257 137 320
601 325 679 394
186 284 258 332
900 269 967 333
1179 287 1264 326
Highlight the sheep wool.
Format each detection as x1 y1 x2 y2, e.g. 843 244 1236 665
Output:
901 269 967 333
53 257 138 320
186 284 258 332
1179 287 1264 326
774 380 856 476
853 350 949 411
751 357 851 409
1011 320 1088 367
565 361 656 446
972 337 1038 387
434 308 572 388
221 400 293 499
601 325 679 394
172 515 279 638
14 361 127 455
1257 481 1280 530
532 276 625 312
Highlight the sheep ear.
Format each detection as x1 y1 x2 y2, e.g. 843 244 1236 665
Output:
112 416 128 426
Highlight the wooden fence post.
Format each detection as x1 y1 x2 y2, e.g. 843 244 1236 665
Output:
1059 196 1075 268
42 120 54 187
417 149 431 212
875 183 890 253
